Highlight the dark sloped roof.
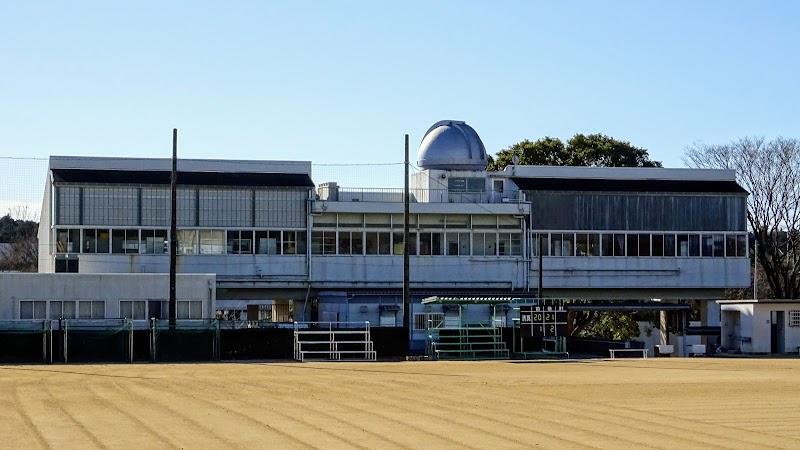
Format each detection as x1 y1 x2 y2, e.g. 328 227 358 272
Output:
511 177 747 194
52 169 314 187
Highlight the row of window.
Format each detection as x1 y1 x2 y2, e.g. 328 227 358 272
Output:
55 228 307 255
311 231 523 256
534 232 748 258
56 186 307 228
18 300 203 320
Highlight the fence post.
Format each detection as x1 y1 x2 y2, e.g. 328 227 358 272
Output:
150 318 156 363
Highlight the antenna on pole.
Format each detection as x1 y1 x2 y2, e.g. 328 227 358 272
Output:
169 128 178 328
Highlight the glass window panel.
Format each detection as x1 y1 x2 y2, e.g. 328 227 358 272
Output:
471 215 497 229
365 214 391 227
177 230 197 254
561 233 574 256
689 235 700 257
366 232 379 255
701 234 713 257
392 232 404 255
199 230 225 254
338 231 353 255
713 234 725 257
378 232 391 255
549 233 562 256
63 301 76 319
725 235 737 257
638 234 651 257
736 235 747 257
283 231 300 255
613 234 625 256
120 301 132 320
627 234 639 257
576 234 589 256
677 234 690 256
33 301 46 319
49 301 63 320
79 301 92 319
83 229 97 253
177 301 190 319
587 234 600 256
652 234 664 257
189 301 202 319
92 301 105 319
20 301 33 319
664 234 676 257
601 234 613 256
510 233 522 256
418 233 431 256
296 231 307 254
445 215 469 228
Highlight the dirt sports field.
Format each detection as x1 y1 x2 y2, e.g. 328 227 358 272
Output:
0 358 798 449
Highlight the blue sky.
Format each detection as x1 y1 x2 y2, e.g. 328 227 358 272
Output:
1 1 798 169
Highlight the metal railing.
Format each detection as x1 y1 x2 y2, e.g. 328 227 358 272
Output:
320 187 524 204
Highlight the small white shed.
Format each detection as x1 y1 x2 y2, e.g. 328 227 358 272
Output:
717 300 800 354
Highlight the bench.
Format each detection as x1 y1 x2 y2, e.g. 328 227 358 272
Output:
687 344 706 356
655 345 674 356
609 348 648 359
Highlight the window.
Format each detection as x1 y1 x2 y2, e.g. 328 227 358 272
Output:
664 234 676 257
448 178 485 193
112 229 140 254
587 234 599 256
689 235 700 257
227 230 253 254
311 231 336 255
141 230 168 254
550 233 574 256
337 231 363 255
55 258 79 273
789 311 800 327
531 233 548 257
418 232 443 255
120 300 147 320
49 300 77 319
56 229 80 253
283 231 306 254
199 230 225 254
56 186 81 225
83 229 110 253
366 232 391 255
177 230 198 254
638 234 651 257
19 301 46 320
446 232 470 256
576 234 589 256
626 234 639 257
77 300 105 319
413 313 444 330
736 234 747 257
726 235 737 257
652 234 664 257
498 233 521 256
178 300 203 319
472 232 496 256
256 230 281 254
712 234 725 257
701 234 713 257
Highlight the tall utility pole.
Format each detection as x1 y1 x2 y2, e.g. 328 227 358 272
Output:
403 134 411 354
537 234 543 299
753 239 758 300
169 128 178 327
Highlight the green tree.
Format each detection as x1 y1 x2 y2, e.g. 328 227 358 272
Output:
489 133 662 171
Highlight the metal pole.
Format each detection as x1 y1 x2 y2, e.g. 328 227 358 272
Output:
538 233 543 299
170 129 178 328
403 134 411 355
753 239 757 300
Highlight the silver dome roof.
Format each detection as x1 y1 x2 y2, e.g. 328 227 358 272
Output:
417 120 488 170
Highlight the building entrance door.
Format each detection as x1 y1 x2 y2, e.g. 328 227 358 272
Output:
770 311 785 353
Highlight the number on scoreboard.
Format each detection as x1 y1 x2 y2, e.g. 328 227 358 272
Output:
520 305 567 337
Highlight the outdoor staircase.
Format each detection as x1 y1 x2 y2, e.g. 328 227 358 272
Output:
427 326 510 360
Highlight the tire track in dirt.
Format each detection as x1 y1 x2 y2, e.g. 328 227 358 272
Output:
313 374 646 450
11 385 51 449
381 377 726 450
277 370 597 450
85 382 181 449
41 383 108 449
441 379 782 450
136 378 323 449
113 380 242 448
532 389 799 449
201 377 414 450
219 374 487 450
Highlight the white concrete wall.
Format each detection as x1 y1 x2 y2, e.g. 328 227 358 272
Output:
0 273 215 320
76 254 308 279
540 257 750 289
720 304 758 352
310 255 526 289
37 175 54 273
721 303 800 354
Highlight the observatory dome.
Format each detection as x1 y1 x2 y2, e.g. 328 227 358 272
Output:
417 120 488 171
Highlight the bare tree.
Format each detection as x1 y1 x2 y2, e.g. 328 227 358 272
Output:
0 206 38 272
684 136 800 299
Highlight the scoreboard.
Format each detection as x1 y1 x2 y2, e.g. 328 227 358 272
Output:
520 305 568 337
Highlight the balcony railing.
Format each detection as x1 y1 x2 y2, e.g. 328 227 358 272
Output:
319 187 523 204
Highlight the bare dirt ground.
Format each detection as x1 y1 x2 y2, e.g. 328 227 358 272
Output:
0 358 798 449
